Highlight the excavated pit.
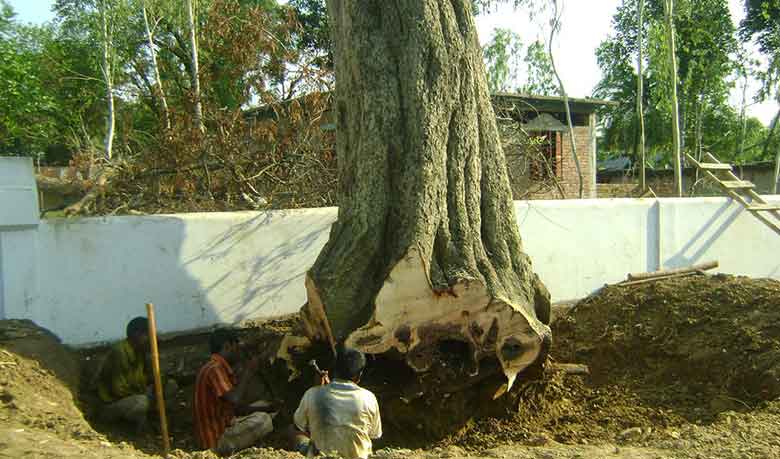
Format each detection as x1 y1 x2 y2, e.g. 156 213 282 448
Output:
3 273 780 458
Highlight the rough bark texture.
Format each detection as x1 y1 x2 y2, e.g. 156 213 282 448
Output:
301 0 551 389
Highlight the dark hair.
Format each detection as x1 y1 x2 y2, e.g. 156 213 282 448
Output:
333 348 366 381
209 329 240 354
126 317 149 339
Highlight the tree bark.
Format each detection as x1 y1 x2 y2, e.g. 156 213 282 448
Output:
142 0 171 131
664 0 683 196
301 0 551 391
185 0 204 133
99 0 115 161
636 0 646 191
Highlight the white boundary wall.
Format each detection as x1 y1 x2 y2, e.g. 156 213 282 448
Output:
2 158 780 345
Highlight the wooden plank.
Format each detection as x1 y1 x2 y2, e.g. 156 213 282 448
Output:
551 363 590 376
618 271 699 286
747 204 780 211
698 163 733 170
627 260 718 281
698 153 780 235
720 180 755 189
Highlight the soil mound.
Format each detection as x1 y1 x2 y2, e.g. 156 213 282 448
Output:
441 273 780 450
0 320 94 439
555 273 780 416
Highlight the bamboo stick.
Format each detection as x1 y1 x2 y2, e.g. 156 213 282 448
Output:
619 271 699 286
626 261 718 281
146 303 170 454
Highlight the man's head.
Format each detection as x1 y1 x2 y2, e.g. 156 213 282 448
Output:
126 317 150 353
209 329 241 364
332 348 366 383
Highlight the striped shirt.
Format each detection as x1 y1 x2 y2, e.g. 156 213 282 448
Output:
193 354 236 450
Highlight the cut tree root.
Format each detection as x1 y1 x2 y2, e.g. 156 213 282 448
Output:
303 248 551 395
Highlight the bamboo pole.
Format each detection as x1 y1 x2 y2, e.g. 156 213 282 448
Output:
637 0 646 192
626 260 718 281
663 0 683 197
146 303 170 454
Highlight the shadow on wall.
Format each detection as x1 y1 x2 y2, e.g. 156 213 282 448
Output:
184 209 335 325
665 201 742 269
36 208 335 345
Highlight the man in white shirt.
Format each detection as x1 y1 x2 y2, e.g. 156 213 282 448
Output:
293 348 382 459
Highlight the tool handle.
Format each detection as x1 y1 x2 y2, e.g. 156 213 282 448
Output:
146 303 171 454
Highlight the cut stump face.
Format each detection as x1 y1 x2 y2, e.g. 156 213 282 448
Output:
342 248 550 391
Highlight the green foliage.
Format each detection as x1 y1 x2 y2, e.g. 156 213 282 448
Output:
483 28 523 93
522 40 557 95
740 0 780 101
482 28 556 95
288 0 330 67
594 0 772 166
0 11 60 157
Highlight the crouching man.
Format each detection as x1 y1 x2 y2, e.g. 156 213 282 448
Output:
292 348 382 459
96 317 177 431
193 329 275 456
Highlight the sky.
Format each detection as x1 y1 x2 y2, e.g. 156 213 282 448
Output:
6 0 778 125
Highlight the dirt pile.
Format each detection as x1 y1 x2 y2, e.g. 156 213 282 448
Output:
0 320 156 458
0 320 94 440
555 273 780 416
440 273 780 450
3 274 780 459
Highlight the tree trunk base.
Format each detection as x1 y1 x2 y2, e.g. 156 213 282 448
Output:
302 248 551 392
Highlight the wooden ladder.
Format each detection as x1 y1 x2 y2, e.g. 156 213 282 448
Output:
686 152 780 236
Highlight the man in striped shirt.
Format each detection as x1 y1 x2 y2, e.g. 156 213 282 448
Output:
193 330 275 455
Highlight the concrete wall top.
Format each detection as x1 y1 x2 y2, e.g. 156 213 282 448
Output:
0 157 39 227
4 194 780 345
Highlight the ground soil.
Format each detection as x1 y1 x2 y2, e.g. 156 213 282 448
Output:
2 273 780 458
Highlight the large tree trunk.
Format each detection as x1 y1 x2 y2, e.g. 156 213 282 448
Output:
301 0 551 393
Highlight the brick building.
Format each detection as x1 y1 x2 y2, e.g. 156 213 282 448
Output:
492 93 613 200
246 92 613 201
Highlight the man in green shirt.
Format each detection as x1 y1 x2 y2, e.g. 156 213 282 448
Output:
96 317 176 431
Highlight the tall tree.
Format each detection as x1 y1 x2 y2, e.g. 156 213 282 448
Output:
521 39 556 95
483 28 523 93
97 0 116 160
547 0 583 198
301 0 551 394
0 7 58 156
740 0 780 192
140 0 170 130
663 0 682 196
185 0 204 132
636 0 647 190
596 0 740 169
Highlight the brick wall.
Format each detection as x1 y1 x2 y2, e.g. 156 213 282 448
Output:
597 163 778 198
507 124 595 200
